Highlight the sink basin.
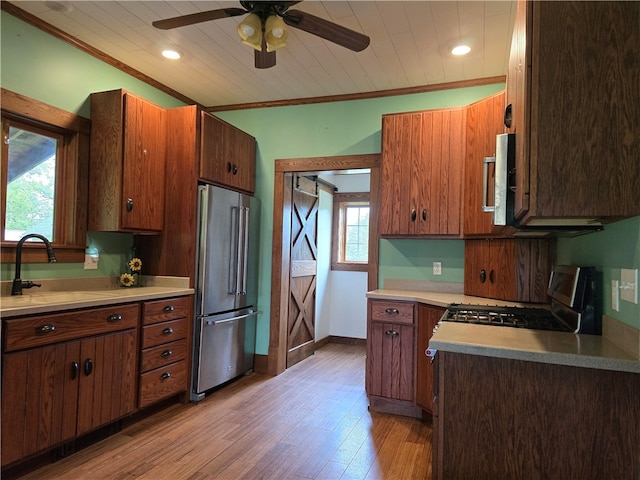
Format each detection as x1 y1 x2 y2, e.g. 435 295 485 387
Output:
1 291 115 306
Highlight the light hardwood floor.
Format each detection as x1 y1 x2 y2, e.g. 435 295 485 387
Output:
16 343 432 480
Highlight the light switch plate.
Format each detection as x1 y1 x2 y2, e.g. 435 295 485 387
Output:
612 280 619 312
620 268 638 304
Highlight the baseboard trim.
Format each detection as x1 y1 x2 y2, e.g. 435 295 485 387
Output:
253 354 268 374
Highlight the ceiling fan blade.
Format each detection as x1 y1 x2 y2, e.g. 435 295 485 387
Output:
152 8 246 30
282 9 370 52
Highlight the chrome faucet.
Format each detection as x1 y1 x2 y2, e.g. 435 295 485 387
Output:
11 233 57 295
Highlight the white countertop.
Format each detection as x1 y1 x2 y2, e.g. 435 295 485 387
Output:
366 288 541 309
367 288 640 374
0 276 194 318
429 322 640 374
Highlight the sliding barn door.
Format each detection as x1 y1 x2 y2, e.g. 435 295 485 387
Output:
287 175 318 368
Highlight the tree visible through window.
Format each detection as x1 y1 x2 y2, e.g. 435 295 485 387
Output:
331 192 370 271
4 123 59 241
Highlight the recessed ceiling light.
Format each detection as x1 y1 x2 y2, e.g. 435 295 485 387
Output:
45 1 74 13
162 49 181 60
451 45 471 56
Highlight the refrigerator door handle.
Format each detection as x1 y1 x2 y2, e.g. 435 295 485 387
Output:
228 206 240 295
235 206 245 296
240 206 250 295
205 310 259 326
197 185 209 316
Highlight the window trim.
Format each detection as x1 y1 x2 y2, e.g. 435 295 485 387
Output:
331 192 370 272
1 88 89 264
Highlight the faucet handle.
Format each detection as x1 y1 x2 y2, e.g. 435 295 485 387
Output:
22 281 42 289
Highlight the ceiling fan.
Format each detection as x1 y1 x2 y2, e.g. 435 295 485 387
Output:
152 1 370 69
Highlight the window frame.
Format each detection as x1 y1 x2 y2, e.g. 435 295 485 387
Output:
1 88 89 264
331 192 370 272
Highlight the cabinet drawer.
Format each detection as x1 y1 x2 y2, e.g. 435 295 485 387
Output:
139 360 187 408
140 338 187 372
142 296 191 325
370 301 414 325
3 303 140 352
141 318 188 349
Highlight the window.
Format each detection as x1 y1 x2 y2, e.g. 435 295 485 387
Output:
3 120 61 241
331 192 370 271
1 88 89 263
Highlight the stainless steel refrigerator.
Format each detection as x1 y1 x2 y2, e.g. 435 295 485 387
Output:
191 184 258 402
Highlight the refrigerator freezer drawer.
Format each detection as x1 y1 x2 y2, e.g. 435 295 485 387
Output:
194 310 257 395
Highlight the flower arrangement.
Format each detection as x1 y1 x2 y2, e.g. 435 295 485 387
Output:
120 257 142 287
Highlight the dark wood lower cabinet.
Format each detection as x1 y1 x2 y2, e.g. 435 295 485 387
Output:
433 351 640 479
416 305 443 413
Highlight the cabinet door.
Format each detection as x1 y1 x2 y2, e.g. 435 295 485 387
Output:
418 108 464 236
379 113 413 235
76 329 137 436
416 305 444 412
464 92 506 236
1 342 80 466
380 109 464 236
200 112 256 193
122 94 166 231
463 239 492 298
368 321 415 402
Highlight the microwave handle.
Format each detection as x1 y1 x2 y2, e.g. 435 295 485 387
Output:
482 156 496 213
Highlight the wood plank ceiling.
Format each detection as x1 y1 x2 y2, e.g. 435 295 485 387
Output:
6 1 515 108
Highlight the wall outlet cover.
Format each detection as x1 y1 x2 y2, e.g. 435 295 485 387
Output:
620 268 638 304
433 262 442 276
612 280 619 312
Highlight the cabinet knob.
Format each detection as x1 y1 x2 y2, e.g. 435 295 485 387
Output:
411 209 417 222
71 361 79 380
385 308 399 315
35 324 56 334
232 164 238 175
480 269 487 283
126 198 134 212
160 372 172 381
84 358 93 376
163 305 175 312
107 314 122 322
422 209 427 221
161 349 173 358
489 270 496 283
385 329 399 336
162 327 174 335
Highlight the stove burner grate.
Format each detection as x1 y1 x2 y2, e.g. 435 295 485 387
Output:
442 305 572 332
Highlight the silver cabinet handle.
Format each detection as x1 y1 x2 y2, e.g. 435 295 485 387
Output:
385 308 399 315
385 329 399 336
35 324 56 334
160 372 171 381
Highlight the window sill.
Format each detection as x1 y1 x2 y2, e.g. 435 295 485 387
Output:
331 262 369 272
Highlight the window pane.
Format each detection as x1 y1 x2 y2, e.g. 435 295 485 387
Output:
343 206 369 262
5 126 57 241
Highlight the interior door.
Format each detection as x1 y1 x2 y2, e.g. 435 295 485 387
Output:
286 175 318 368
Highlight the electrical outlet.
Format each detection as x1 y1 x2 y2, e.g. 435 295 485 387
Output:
620 268 638 304
612 280 619 312
433 262 442 276
84 253 99 270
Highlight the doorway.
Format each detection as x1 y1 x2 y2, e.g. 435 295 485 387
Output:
268 154 381 375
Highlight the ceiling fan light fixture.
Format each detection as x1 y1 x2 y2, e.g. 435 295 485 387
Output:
265 15 288 52
237 13 262 51
162 49 181 60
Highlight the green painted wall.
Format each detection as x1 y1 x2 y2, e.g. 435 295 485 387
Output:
2 11 638 354
557 217 640 328
215 87 503 353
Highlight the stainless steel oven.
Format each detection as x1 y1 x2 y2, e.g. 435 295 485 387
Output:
440 265 599 335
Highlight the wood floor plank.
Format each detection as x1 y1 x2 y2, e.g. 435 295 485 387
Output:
11 344 431 480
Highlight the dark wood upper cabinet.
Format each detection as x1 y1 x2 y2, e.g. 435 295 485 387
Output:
380 107 465 237
89 89 166 233
200 111 256 195
463 91 506 237
506 0 640 224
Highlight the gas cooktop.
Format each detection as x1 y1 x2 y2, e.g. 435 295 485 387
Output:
441 304 572 332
